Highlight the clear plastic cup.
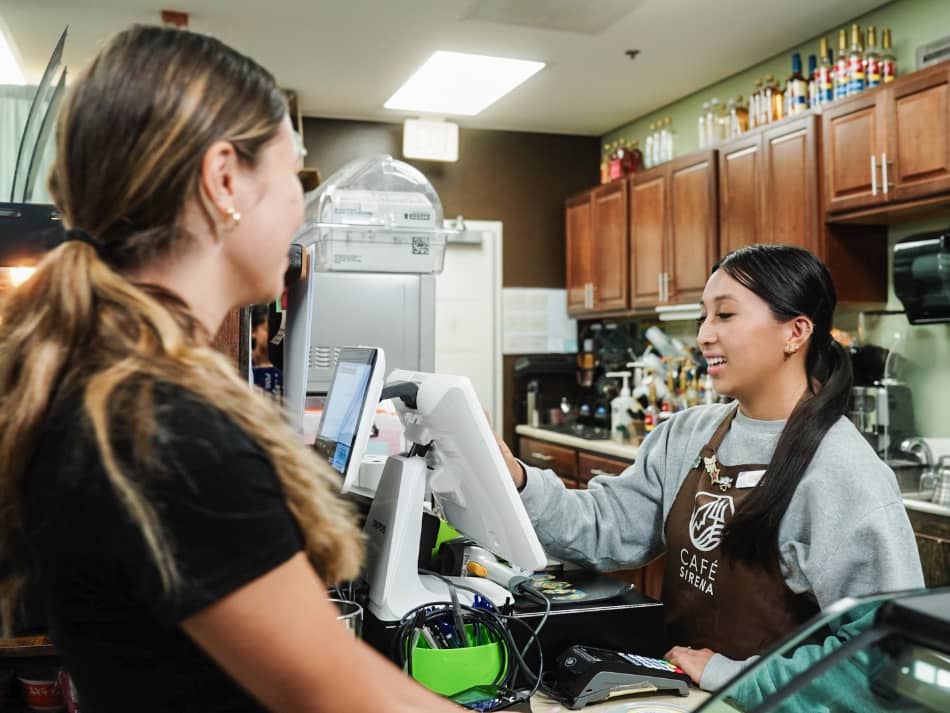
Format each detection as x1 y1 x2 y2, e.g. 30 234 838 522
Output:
330 598 363 638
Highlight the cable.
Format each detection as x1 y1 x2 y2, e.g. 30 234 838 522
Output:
392 572 552 699
513 583 550 659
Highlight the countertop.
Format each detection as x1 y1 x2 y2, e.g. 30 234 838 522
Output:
517 426 950 521
902 497 950 519
530 688 709 711
516 425 639 461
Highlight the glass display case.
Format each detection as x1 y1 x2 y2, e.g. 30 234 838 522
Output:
298 154 449 274
697 587 950 713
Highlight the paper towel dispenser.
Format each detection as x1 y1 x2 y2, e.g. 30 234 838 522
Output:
893 230 950 324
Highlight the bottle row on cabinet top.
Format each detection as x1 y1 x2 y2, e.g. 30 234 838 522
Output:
698 23 897 149
600 118 676 184
602 22 896 183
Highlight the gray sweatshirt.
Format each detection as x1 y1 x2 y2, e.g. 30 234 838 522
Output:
519 403 924 690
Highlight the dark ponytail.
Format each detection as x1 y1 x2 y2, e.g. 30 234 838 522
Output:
714 245 853 571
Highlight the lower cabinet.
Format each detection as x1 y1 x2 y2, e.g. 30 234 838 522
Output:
907 509 950 587
518 436 665 600
519 437 578 490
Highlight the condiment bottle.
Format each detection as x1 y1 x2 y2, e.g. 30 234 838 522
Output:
848 23 865 95
881 29 896 83
865 26 881 88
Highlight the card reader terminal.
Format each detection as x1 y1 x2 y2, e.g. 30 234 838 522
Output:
555 645 690 709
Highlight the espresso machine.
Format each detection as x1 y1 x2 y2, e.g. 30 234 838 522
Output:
849 381 916 459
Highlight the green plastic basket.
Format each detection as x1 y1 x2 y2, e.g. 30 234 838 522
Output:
410 624 507 697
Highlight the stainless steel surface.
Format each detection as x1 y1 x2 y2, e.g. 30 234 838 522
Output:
307 272 434 392
284 246 435 431
849 383 916 459
887 458 925 494
934 455 950 507
899 437 934 467
898 437 936 500
540 422 611 440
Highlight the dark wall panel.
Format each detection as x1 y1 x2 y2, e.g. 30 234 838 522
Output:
301 117 596 442
302 118 598 288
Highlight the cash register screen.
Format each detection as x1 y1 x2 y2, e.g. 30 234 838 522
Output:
313 347 380 486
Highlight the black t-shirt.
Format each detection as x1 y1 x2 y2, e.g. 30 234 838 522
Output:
19 383 304 713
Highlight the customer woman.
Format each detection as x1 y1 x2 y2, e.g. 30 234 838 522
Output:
0 25 458 713
500 244 924 691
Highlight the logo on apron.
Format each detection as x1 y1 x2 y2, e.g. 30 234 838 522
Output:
688 492 735 552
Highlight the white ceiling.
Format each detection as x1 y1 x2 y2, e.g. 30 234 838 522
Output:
2 0 887 136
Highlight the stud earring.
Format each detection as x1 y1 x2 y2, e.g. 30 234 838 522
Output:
226 206 241 225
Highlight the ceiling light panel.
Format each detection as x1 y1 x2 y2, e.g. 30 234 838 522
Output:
0 19 25 85
384 50 544 116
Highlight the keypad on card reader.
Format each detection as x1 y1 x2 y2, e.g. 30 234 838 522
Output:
619 653 685 674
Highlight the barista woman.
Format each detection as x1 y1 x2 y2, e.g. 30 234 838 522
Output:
0 25 457 713
499 244 924 691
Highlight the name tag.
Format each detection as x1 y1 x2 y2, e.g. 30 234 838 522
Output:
736 469 765 488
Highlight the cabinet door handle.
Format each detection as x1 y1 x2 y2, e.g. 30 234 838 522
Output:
871 154 877 196
530 452 554 462
663 272 670 303
657 273 663 302
590 282 597 308
882 152 891 196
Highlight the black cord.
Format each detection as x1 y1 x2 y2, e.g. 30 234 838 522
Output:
513 583 551 659
392 573 551 697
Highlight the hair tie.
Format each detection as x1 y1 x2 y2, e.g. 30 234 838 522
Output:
64 228 107 256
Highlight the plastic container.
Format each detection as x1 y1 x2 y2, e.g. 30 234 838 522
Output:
410 624 506 696
298 154 448 274
17 673 63 712
607 371 635 444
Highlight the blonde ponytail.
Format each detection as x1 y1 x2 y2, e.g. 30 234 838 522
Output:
0 26 364 634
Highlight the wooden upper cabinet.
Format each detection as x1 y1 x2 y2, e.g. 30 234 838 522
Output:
888 65 950 202
822 91 885 214
718 135 763 255
667 152 718 303
590 181 629 311
762 115 819 253
565 191 592 314
629 169 667 308
822 60 950 218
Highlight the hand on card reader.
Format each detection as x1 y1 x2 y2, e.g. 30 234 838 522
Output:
555 644 690 709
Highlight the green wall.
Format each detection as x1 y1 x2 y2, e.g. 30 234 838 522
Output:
836 218 950 439
602 0 950 438
603 0 950 155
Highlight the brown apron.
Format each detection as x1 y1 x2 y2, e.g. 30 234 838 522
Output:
662 406 819 660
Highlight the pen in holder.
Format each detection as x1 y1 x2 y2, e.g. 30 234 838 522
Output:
409 623 507 697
